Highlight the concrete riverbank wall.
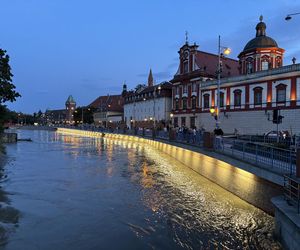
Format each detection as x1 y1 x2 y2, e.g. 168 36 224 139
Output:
56 128 283 215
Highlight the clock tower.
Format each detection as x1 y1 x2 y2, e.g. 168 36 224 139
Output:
65 95 76 124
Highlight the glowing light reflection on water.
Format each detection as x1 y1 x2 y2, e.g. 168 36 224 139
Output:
2 130 281 250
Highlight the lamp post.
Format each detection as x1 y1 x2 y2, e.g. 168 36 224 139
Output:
285 12 300 20
170 113 174 126
153 85 161 130
216 35 231 129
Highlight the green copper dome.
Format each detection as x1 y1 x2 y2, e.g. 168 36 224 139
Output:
66 95 76 104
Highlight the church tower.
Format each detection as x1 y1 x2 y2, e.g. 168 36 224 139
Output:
148 69 154 87
238 16 285 75
65 95 76 123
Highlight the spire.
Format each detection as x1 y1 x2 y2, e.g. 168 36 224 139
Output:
66 95 75 104
122 81 127 97
256 15 266 37
185 31 189 44
148 69 153 87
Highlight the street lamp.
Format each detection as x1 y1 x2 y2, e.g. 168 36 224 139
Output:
170 113 174 126
216 35 231 129
153 85 161 136
285 12 300 20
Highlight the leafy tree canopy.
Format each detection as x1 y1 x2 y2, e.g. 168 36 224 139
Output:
0 49 21 104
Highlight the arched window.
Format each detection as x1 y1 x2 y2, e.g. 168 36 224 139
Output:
183 61 188 74
234 89 242 107
261 55 270 71
191 96 196 109
219 92 225 108
174 99 179 110
182 98 187 110
276 84 287 104
203 94 210 109
246 57 253 74
253 87 263 105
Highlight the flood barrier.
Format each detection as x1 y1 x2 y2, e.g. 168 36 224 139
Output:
57 128 283 214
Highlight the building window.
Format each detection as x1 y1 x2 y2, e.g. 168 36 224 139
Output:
253 87 263 105
176 87 179 95
234 89 242 107
261 61 269 71
183 61 188 74
246 57 253 74
192 83 197 92
190 117 195 128
182 98 187 110
247 62 253 74
219 92 224 108
192 96 196 109
276 56 282 68
183 85 187 94
203 94 210 109
181 117 186 126
276 84 287 103
174 117 178 127
175 99 179 110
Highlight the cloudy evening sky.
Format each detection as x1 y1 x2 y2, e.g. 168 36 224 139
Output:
1 0 300 113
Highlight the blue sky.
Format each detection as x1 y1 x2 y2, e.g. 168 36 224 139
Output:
1 0 300 113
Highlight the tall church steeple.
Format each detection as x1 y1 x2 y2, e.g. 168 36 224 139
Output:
148 69 154 87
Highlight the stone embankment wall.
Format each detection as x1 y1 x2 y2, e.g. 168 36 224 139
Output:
57 128 283 214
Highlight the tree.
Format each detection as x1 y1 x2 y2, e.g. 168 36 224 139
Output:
0 49 21 132
0 49 20 103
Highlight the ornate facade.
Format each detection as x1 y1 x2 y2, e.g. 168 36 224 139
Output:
171 16 300 134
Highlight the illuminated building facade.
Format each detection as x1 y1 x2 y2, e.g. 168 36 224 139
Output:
123 70 172 128
171 16 300 134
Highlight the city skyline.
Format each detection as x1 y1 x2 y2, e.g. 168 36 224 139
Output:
1 0 300 113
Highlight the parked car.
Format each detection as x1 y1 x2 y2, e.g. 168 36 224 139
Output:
264 130 290 139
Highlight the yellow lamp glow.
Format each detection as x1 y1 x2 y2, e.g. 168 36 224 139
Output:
223 47 231 55
210 108 215 114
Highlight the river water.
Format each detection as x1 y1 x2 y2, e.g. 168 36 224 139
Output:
0 130 281 250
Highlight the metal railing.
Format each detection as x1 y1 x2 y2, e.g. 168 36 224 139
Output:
57 125 297 176
284 175 300 213
215 137 296 175
236 134 300 149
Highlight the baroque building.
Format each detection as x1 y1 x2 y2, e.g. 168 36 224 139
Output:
171 16 300 134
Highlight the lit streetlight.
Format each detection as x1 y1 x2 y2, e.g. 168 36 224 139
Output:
285 12 300 20
216 35 231 129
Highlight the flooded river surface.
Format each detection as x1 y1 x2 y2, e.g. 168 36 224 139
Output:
0 130 281 249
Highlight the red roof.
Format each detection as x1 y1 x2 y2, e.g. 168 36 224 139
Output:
194 50 240 78
88 95 123 112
